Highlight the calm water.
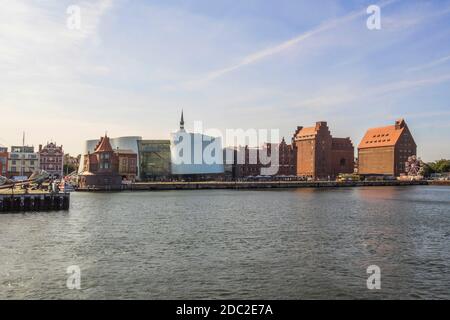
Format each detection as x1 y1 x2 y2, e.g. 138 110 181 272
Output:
0 186 449 299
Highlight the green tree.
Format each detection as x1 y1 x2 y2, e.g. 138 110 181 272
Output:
426 159 450 174
436 159 450 173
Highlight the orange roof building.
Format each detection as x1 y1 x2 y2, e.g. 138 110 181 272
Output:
292 121 354 179
358 119 417 176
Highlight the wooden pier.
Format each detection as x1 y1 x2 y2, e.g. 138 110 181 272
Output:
0 193 70 213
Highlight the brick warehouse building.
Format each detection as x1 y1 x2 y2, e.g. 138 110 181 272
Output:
232 138 297 178
292 122 354 180
358 119 417 177
263 138 297 176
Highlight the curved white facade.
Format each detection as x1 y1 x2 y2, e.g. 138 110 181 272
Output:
78 136 142 174
170 131 224 175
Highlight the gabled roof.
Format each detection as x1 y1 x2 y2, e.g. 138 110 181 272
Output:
358 119 408 149
94 135 114 152
296 127 317 138
293 122 329 140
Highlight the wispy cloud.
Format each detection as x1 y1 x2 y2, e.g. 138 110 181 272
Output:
407 54 450 72
291 73 450 110
0 0 114 77
186 0 397 87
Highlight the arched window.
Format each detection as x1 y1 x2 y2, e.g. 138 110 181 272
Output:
340 158 346 167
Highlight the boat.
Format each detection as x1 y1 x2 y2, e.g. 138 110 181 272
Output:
59 180 75 193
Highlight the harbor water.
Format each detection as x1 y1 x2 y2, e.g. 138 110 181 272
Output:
0 186 449 299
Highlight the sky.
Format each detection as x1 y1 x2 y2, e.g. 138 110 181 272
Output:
0 0 449 161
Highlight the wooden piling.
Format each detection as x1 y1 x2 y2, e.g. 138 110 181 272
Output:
0 193 70 213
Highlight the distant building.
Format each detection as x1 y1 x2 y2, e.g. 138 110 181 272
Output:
0 147 8 177
79 135 126 190
170 111 224 178
78 136 142 177
233 138 297 178
233 146 262 178
7 146 40 178
358 118 417 177
292 121 354 180
39 142 64 179
115 149 138 181
264 138 297 176
138 140 171 181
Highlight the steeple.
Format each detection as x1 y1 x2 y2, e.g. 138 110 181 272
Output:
180 109 185 130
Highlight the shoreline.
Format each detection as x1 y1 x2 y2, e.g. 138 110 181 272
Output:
75 180 437 192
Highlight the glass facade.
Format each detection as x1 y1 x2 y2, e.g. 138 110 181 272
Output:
138 140 171 180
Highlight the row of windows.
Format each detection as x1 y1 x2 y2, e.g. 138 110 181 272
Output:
10 160 36 165
43 165 62 170
41 157 62 162
372 133 390 138
9 154 38 159
365 139 391 144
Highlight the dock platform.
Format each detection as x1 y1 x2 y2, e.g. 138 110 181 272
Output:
0 193 70 213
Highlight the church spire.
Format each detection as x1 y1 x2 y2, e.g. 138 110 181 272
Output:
180 109 185 130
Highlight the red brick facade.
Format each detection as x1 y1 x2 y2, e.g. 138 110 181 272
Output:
79 135 130 189
292 122 354 180
0 147 8 176
233 138 297 178
263 138 297 176
39 142 64 179
358 119 416 177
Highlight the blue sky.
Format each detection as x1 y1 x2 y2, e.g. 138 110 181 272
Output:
0 0 449 161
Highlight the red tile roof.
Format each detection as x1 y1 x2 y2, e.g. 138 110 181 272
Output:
94 135 114 152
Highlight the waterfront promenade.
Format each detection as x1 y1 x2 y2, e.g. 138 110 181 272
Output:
77 179 430 191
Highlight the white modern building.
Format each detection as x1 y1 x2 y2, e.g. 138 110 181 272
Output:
170 111 224 175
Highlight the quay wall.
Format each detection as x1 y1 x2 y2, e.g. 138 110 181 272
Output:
428 180 450 186
0 193 70 213
77 180 429 191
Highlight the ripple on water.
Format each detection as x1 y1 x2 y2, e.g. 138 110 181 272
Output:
0 186 449 299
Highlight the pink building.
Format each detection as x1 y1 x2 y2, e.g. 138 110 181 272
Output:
39 142 64 179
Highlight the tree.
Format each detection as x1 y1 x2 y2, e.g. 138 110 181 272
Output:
436 159 450 173
426 159 450 175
